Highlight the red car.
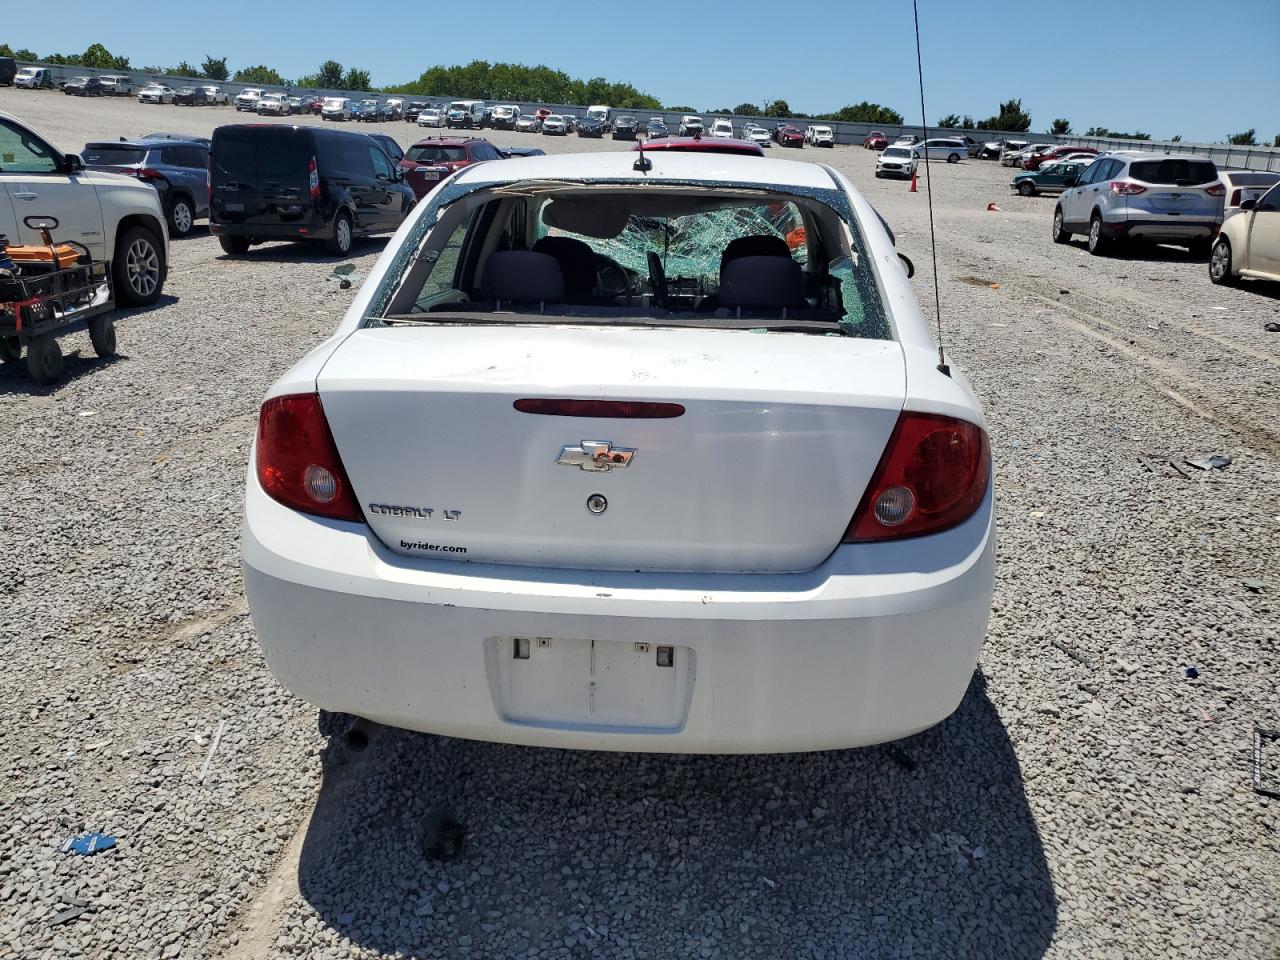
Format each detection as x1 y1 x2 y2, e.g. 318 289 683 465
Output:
1021 144 1097 171
630 137 764 157
863 130 889 150
773 124 804 148
398 137 504 199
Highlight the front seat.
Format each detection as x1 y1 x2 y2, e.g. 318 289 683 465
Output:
720 234 791 270
532 236 599 303
481 250 565 311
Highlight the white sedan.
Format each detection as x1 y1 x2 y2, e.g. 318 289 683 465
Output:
243 151 994 753
741 124 771 146
137 84 175 104
1210 182 1280 286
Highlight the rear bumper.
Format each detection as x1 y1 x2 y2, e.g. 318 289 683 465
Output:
1110 218 1216 241
243 470 995 754
210 216 329 239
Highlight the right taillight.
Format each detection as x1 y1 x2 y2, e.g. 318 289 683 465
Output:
255 393 363 523
843 412 990 543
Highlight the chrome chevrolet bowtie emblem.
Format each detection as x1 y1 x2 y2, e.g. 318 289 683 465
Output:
556 440 636 472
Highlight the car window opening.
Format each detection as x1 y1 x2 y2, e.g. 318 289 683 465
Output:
374 183 891 339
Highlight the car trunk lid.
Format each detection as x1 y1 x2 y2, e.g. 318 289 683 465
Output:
317 326 905 573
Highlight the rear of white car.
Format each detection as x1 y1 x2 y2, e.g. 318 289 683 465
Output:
242 154 994 753
1056 152 1224 253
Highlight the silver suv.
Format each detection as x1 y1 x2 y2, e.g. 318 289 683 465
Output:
1053 152 1224 255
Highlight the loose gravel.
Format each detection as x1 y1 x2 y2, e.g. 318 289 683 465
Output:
0 89 1277 960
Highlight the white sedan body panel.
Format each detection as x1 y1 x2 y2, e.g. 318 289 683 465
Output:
244 151 994 753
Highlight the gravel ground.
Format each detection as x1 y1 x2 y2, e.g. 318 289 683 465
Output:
1 89 1277 960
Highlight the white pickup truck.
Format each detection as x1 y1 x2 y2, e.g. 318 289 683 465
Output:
0 112 169 376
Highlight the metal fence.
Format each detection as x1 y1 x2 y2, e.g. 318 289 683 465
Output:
1057 136 1280 173
14 60 1280 168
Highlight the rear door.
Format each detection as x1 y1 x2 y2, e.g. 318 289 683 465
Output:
0 115 106 259
167 145 210 217
1128 158 1220 221
211 126 310 226
365 141 402 230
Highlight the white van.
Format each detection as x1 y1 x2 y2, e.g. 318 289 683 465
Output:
322 97 352 121
586 105 613 131
805 125 835 147
446 100 486 129
14 67 54 89
710 118 734 139
490 104 522 130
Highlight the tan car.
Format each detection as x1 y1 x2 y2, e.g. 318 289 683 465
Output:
1210 183 1280 286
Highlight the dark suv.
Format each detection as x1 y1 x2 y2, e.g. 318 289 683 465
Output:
81 138 210 237
210 125 416 256
397 137 503 199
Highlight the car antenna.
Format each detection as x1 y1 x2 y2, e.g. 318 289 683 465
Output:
633 133 652 172
912 0 949 378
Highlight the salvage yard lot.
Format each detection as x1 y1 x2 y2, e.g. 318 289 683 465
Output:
2 88 1277 959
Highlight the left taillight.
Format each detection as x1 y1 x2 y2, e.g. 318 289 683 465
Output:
1204 182 1225 197
255 393 363 522
843 411 990 543
308 157 320 199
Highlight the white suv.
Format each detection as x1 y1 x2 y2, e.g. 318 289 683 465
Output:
0 113 168 301
1053 152 1224 255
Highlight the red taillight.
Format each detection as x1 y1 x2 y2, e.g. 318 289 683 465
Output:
1109 181 1147 196
255 393 363 522
1229 189 1241 207
843 412 990 543
308 157 320 199
514 398 685 418
1205 182 1225 197
136 168 165 181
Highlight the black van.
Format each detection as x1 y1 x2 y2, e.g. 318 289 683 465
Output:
0 58 17 86
209 125 415 256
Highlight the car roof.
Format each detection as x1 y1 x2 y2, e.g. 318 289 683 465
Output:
453 150 832 188
87 138 207 149
410 136 483 146
1105 150 1215 163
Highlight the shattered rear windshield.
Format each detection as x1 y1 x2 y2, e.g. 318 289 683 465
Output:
372 181 893 341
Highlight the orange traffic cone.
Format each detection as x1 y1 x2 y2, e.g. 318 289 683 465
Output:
909 170 918 193
986 202 1001 212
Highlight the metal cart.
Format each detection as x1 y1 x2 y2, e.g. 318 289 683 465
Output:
0 218 118 386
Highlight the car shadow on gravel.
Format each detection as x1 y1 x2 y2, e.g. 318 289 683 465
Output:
215 238 389 264
0 351 126 394
295 673 1057 958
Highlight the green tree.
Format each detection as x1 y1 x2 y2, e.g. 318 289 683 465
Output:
664 105 696 112
80 43 129 70
201 55 229 81
342 67 371 91
168 61 200 78
961 115 975 129
315 60 344 88
0 43 39 61
1171 134 1182 142
1049 118 1071 135
820 102 903 125
733 102 762 115
977 98 1030 132
937 113 961 128
1274 134 1280 148
233 64 287 85
1227 128 1256 145
764 99 793 118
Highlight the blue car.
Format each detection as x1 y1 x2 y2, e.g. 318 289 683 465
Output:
81 138 210 237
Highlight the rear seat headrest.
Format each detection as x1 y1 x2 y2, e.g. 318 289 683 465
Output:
718 255 806 310
482 250 564 303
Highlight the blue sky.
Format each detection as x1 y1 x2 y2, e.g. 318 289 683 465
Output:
13 0 1280 142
